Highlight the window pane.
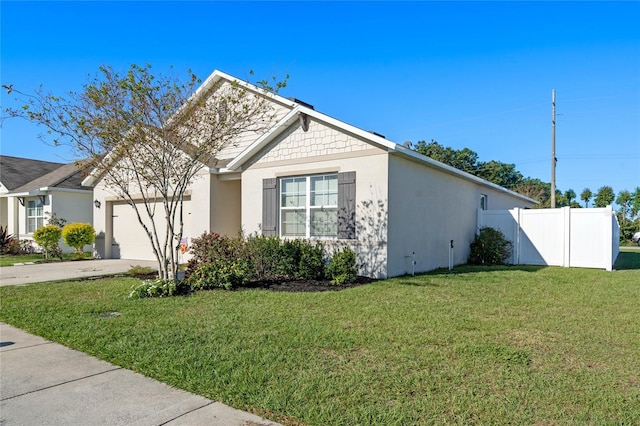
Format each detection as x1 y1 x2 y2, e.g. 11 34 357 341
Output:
281 210 306 236
311 208 337 236
281 178 306 208
27 218 36 233
311 175 337 207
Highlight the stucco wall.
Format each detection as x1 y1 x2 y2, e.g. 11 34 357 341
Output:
209 175 241 237
241 119 390 278
387 154 536 276
0 198 8 229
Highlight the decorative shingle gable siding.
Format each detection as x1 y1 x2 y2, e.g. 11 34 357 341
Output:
256 120 372 165
214 82 293 161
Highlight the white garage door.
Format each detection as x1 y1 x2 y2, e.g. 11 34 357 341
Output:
112 200 191 261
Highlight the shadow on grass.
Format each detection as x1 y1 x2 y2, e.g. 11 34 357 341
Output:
394 264 549 286
428 264 548 275
614 251 640 270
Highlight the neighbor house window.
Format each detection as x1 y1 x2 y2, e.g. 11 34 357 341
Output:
280 174 338 238
27 199 44 233
480 194 488 210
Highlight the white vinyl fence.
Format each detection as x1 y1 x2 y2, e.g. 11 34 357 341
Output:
478 206 620 271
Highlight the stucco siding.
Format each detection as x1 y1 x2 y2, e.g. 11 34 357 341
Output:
387 155 535 276
0 198 7 228
241 123 389 277
51 191 93 253
209 175 241 237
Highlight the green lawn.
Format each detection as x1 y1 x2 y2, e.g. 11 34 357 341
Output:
1 260 639 425
0 252 92 267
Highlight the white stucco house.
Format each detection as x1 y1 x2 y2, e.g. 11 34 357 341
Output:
86 71 536 278
0 155 93 251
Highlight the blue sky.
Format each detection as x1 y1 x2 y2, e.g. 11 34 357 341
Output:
1 1 639 199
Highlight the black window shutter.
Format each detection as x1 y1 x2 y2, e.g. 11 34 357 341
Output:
338 171 356 239
262 178 278 236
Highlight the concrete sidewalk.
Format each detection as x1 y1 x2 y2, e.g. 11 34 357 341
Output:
0 259 159 286
0 323 282 425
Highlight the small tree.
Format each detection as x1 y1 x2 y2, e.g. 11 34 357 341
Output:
5 64 287 282
62 223 95 258
33 225 62 259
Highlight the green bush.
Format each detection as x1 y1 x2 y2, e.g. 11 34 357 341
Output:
278 239 303 278
327 247 358 286
299 241 326 280
468 227 513 266
186 259 252 290
184 232 331 290
245 234 281 281
33 225 63 259
61 222 95 257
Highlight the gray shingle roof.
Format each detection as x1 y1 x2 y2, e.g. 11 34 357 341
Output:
0 155 91 193
0 155 64 190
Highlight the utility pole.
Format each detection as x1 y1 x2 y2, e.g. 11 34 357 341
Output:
551 89 556 208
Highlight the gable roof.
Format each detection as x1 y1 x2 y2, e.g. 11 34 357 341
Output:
81 69 536 205
82 70 302 186
223 104 538 205
0 155 65 191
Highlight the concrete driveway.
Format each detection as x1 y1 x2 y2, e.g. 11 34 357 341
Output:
0 258 158 286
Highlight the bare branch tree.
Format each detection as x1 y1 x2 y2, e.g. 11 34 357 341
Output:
4 64 285 281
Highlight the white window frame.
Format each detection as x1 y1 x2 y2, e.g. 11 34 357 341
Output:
279 173 338 238
26 198 45 233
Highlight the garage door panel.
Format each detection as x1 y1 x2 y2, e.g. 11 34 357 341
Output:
112 201 191 261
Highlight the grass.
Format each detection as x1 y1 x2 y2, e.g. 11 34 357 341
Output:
0 252 92 267
1 260 639 425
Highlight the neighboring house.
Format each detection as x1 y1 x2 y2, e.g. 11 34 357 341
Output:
86 71 536 278
0 155 93 251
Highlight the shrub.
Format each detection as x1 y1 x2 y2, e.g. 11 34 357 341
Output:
127 265 158 278
62 223 95 257
327 246 358 286
278 239 303 278
6 237 22 255
468 227 513 266
186 259 252 290
299 241 326 280
0 226 13 254
129 278 190 298
245 234 281 281
33 225 63 259
188 232 244 265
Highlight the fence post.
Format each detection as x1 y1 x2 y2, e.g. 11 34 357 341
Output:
563 206 571 268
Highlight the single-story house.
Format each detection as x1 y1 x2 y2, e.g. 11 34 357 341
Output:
86 71 536 278
0 155 93 251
